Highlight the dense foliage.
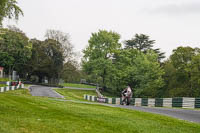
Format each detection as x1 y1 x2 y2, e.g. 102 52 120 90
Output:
0 27 32 76
0 0 23 25
109 49 164 97
61 61 83 83
82 30 200 98
162 47 200 97
28 38 65 84
82 30 165 97
0 27 78 84
125 34 165 62
0 25 200 97
82 30 121 89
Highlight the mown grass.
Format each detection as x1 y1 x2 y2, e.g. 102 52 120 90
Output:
55 88 96 101
0 89 200 133
24 84 30 87
54 88 113 100
0 84 7 87
0 78 9 82
61 83 96 89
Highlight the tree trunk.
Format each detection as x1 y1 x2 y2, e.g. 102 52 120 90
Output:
102 68 106 91
27 74 31 81
38 75 43 83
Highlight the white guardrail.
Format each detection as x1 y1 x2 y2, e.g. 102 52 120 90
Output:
84 95 200 109
0 83 25 93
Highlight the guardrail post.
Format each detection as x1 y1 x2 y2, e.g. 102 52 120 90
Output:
116 98 120 105
108 98 112 104
135 98 142 106
148 98 155 107
172 98 183 108
195 98 200 108
89 95 92 101
163 98 172 107
155 98 163 107
183 98 195 109
130 98 135 105
142 98 148 106
0 87 4 92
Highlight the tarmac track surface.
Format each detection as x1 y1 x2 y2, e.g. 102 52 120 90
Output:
29 85 64 98
113 105 200 123
29 86 200 123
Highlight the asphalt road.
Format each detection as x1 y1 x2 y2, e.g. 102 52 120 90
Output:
112 105 200 123
29 86 200 123
29 85 64 98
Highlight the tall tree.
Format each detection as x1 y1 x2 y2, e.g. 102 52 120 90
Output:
82 30 121 89
190 53 200 97
43 39 64 84
109 49 164 97
28 38 64 84
0 26 32 76
153 48 166 62
163 46 200 97
28 39 48 82
125 34 165 61
125 34 154 52
45 29 73 62
0 0 23 25
45 29 74 84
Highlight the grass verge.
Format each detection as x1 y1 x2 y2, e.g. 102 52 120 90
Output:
0 84 7 87
61 83 96 89
0 89 200 133
54 88 96 101
0 78 9 82
54 88 114 100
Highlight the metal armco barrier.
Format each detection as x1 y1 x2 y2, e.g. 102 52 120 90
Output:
155 98 163 107
195 98 200 108
0 84 25 93
84 95 200 109
183 98 195 108
148 98 155 107
163 98 172 107
135 98 142 106
172 98 183 108
142 98 148 106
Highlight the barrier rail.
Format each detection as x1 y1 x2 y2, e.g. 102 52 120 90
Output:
83 95 200 109
0 84 25 93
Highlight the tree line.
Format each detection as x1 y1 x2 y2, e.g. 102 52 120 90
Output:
0 26 82 84
1 27 200 98
82 30 200 98
0 0 83 85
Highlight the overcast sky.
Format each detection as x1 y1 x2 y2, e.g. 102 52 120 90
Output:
3 0 200 58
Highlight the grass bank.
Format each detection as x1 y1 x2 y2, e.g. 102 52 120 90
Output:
54 88 115 100
54 88 96 101
0 89 200 133
0 84 7 87
0 78 9 82
61 83 96 89
55 88 96 101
